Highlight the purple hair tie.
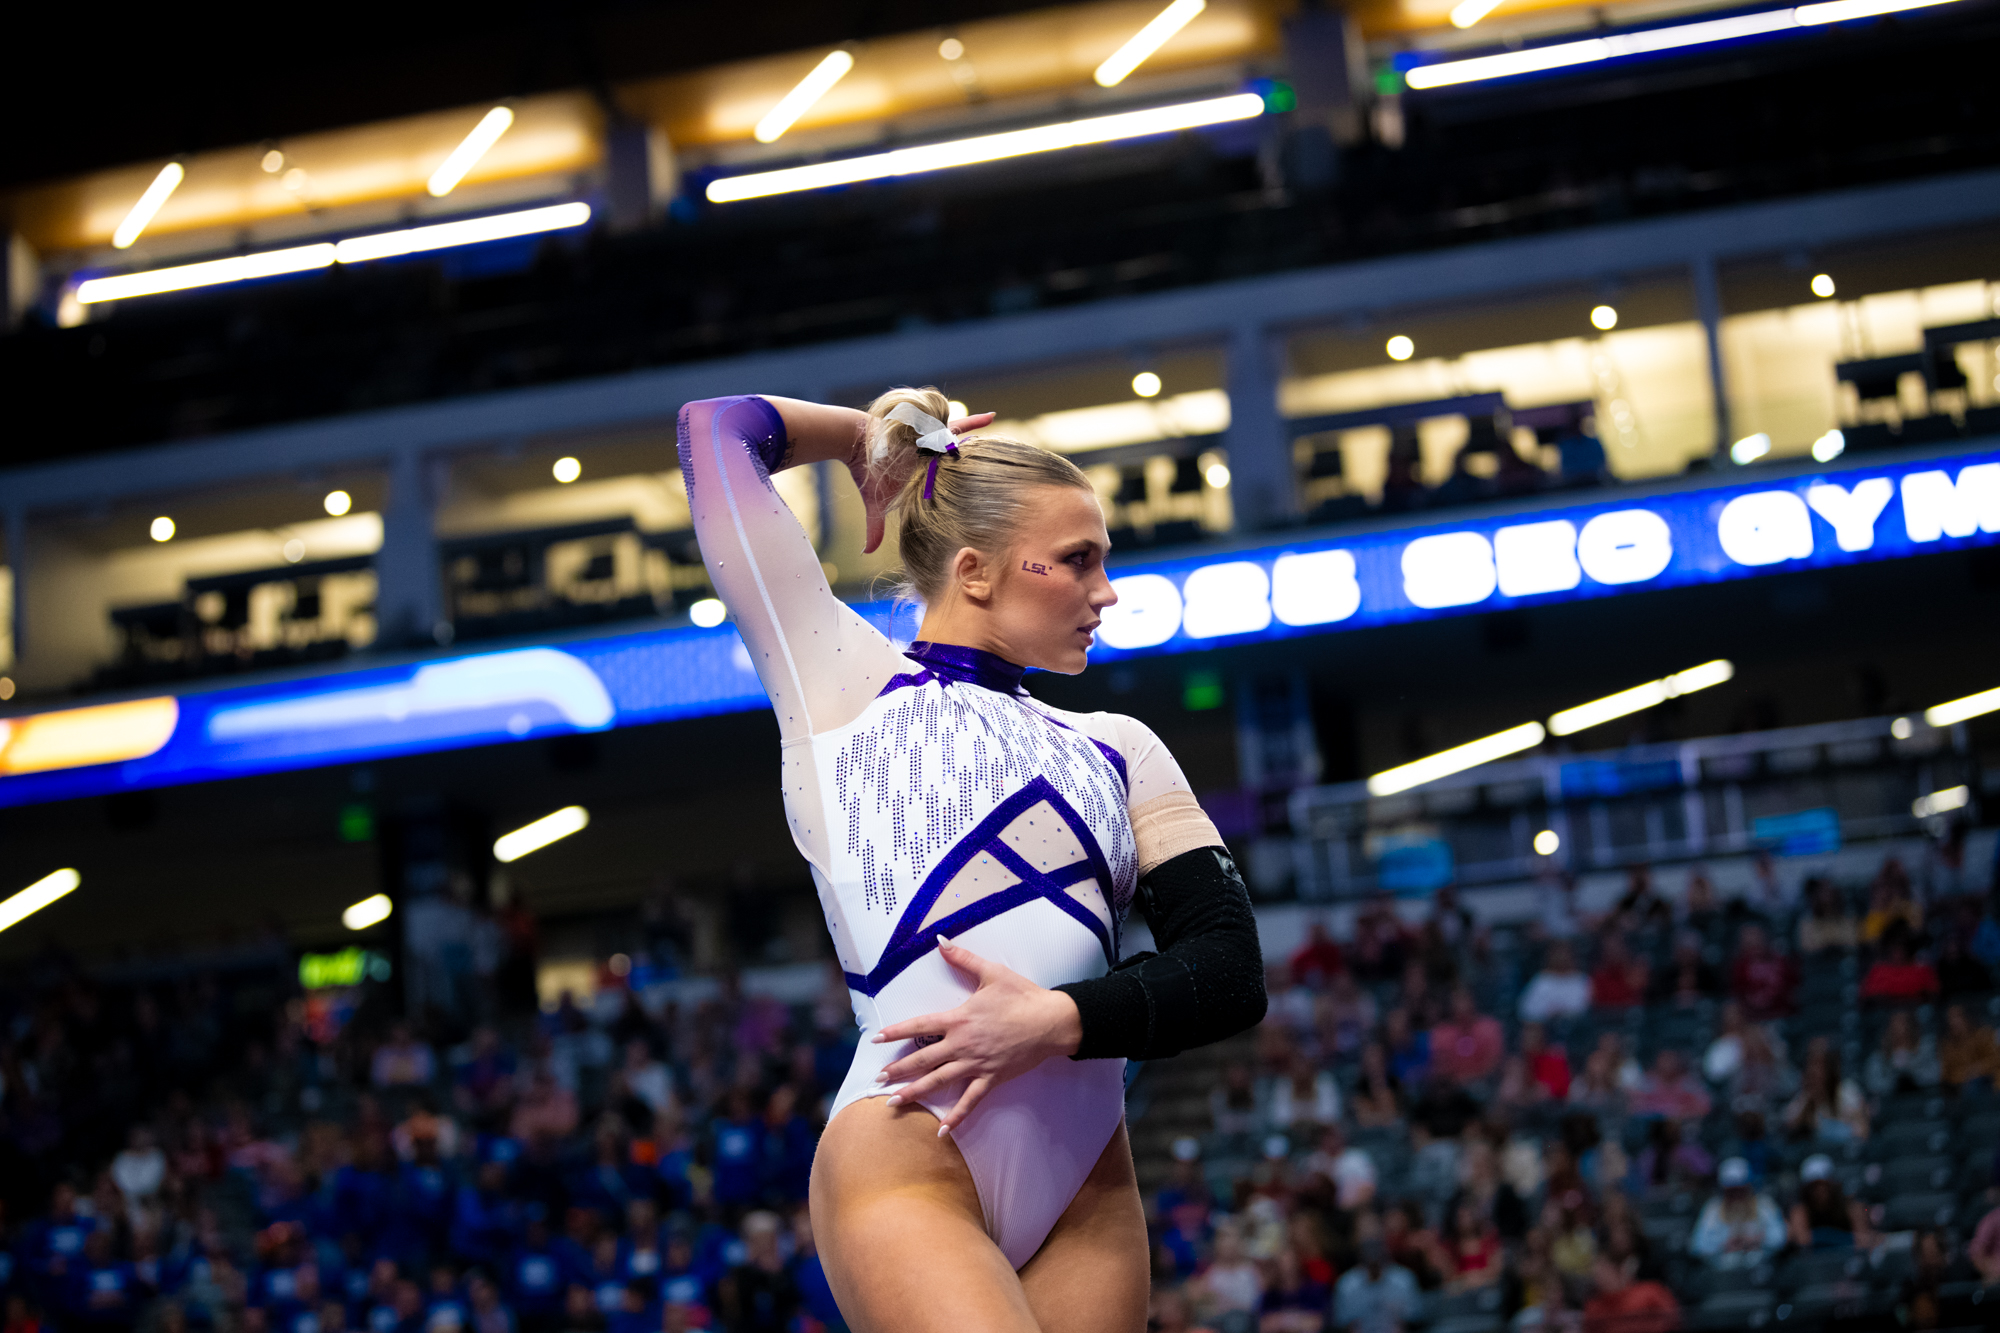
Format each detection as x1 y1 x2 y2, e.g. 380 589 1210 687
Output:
885 402 962 502
922 442 959 500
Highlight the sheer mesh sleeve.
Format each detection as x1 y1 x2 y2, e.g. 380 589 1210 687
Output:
675 396 906 747
1107 714 1222 873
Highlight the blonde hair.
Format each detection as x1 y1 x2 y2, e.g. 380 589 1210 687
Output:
865 386 1093 603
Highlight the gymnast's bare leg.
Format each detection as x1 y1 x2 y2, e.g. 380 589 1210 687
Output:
811 1097 1147 1333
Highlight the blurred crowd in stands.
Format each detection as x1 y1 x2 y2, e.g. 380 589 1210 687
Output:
1145 856 2000 1332
0 849 1997 1333
0 952 860 1333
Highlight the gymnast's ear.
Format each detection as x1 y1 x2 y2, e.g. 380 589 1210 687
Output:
952 545 995 602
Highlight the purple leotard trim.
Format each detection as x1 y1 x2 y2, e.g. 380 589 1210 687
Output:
911 641 1029 694
879 641 1029 698
878 642 1130 790
842 775 1117 997
677 395 786 498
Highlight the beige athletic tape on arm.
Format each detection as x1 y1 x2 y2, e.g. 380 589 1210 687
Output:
1131 790 1223 877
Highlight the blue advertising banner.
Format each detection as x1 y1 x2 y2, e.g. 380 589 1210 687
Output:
1085 447 2000 655
0 445 1994 807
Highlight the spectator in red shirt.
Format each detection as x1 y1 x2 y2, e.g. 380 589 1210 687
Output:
1591 935 1650 1009
1521 1022 1572 1100
1430 987 1505 1084
1859 928 1939 1002
1289 922 1346 989
1629 1049 1713 1123
1730 924 1800 1020
1582 1256 1679 1333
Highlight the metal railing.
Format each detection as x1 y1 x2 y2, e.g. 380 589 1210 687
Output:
1286 713 1981 900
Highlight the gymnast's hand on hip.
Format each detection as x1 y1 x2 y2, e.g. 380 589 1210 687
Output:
870 934 1083 1135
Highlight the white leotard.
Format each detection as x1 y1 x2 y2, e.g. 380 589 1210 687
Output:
677 395 1205 1267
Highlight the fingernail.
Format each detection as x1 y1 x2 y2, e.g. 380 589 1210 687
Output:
872 1072 886 1084
870 1034 885 1044
885 1095 902 1107
936 1124 951 1138
936 934 951 947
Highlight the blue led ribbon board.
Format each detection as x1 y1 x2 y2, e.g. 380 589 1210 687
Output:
0 446 1994 808
1087 447 2000 656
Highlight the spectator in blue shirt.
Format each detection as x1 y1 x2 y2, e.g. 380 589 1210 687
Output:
450 1164 521 1268
582 1238 625 1319
381 1149 453 1269
613 1202 663 1284
567 1128 646 1221
69 1229 143 1333
604 1282 655 1333
709 1092 762 1212
756 1086 815 1206
421 1266 468 1333
22 1184 94 1290
330 1140 395 1253
264 1262 327 1333
463 1273 513 1333
784 1208 842 1333
504 1220 565 1333
654 1231 708 1313
1333 1240 1420 1333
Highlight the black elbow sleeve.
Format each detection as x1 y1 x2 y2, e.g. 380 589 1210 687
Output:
1055 846 1266 1061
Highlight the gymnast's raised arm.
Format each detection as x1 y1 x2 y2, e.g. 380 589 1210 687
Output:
674 395 993 742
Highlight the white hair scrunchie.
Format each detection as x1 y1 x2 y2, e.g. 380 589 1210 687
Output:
884 402 961 500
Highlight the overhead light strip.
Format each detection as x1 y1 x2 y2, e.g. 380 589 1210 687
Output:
113 163 186 250
756 50 857 143
1367 722 1547 797
1924 684 2000 728
1547 659 1736 736
1096 0 1207 87
1367 659 1739 796
428 106 515 197
494 804 590 862
74 201 592 305
1405 0 1964 89
0 868 81 934
708 91 1266 203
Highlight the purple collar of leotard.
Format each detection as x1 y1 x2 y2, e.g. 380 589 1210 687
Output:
904 641 1028 696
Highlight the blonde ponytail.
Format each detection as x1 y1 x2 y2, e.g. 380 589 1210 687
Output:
864 386 1094 604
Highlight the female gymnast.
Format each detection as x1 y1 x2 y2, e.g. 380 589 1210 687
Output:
677 388 1267 1332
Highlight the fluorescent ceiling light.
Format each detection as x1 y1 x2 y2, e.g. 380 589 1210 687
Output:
1925 684 2000 728
1403 0 1960 90
78 243 336 304
1096 0 1206 87
1796 0 1957 19
1368 721 1546 797
708 92 1264 203
75 202 591 305
1450 0 1505 27
494 805 590 862
1912 785 1970 818
0 868 81 934
756 50 856 143
1547 659 1734 736
428 106 515 197
333 202 591 262
113 163 185 250
342 893 393 931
